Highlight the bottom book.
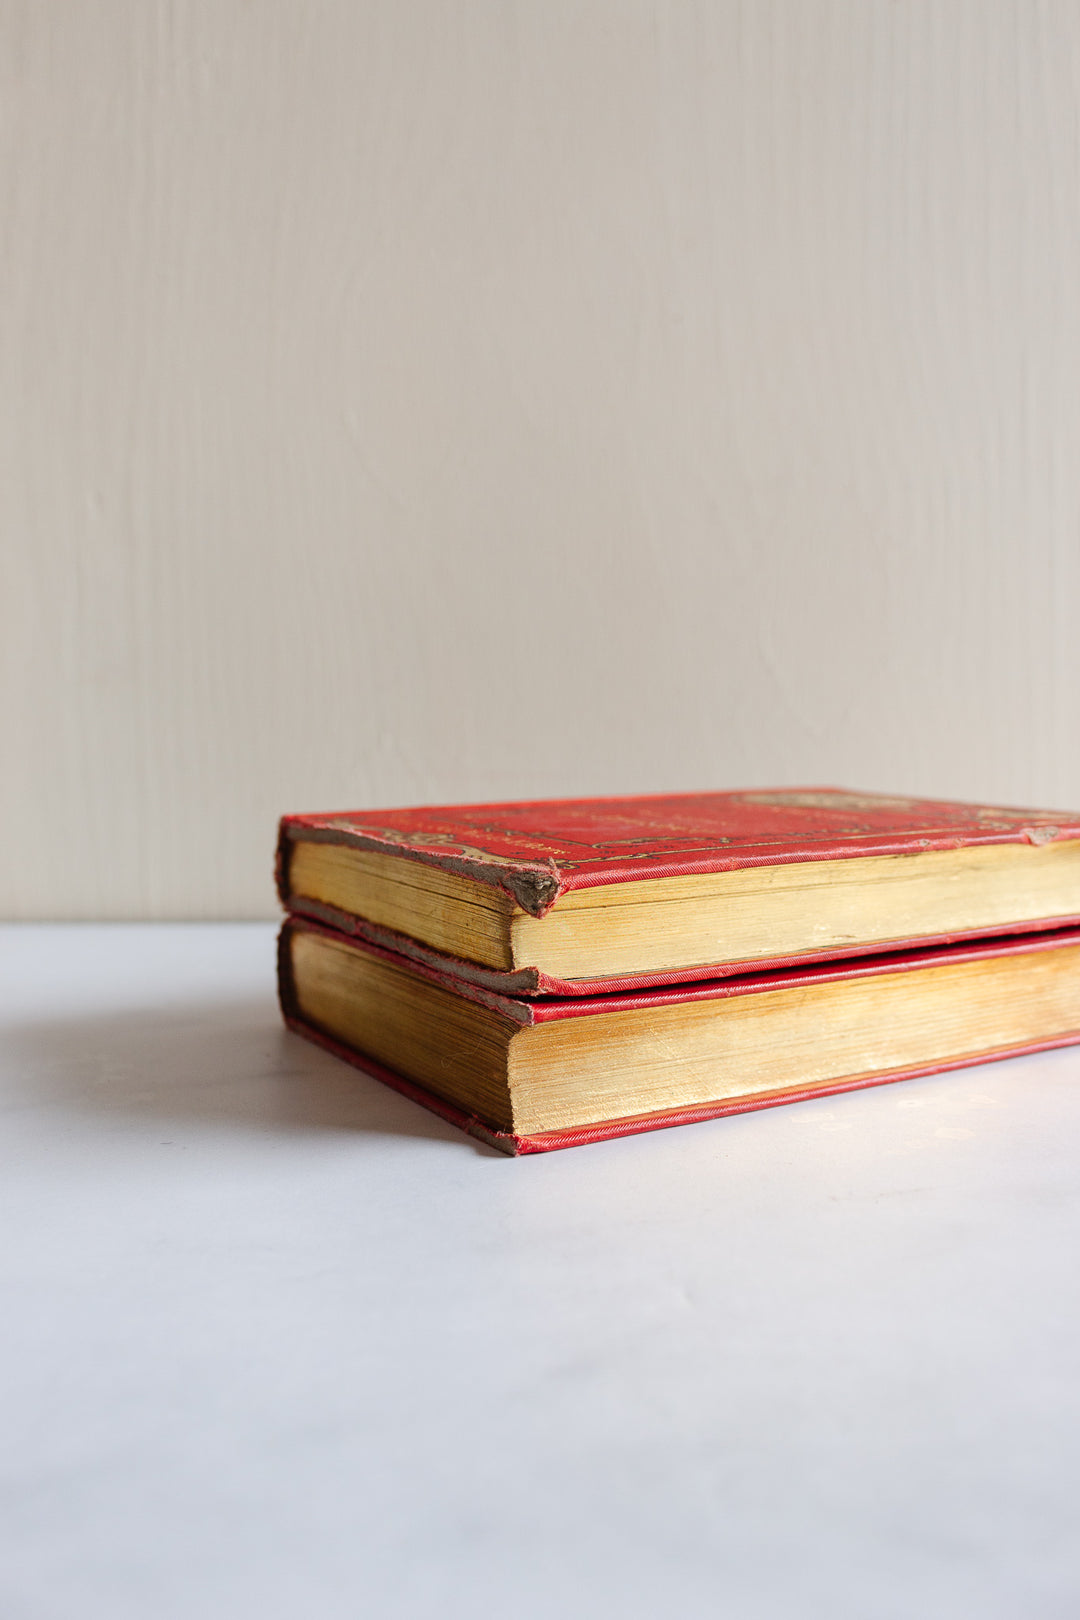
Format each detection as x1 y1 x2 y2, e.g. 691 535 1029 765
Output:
278 917 1080 1155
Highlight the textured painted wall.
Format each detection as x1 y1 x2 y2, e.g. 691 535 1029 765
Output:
3 1 1080 917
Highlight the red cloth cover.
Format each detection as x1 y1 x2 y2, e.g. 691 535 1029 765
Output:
277 788 1080 995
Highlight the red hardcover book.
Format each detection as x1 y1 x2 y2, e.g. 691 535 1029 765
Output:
279 916 1080 1155
277 789 1080 995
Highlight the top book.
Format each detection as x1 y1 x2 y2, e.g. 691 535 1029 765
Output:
276 788 1080 995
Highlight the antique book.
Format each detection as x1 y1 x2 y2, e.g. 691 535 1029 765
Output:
279 915 1080 1155
276 789 1080 994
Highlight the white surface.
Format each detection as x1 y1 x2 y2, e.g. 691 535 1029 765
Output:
2 925 1080 1618
5 4 1080 918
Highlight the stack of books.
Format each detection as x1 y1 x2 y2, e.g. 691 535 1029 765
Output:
276 789 1080 1154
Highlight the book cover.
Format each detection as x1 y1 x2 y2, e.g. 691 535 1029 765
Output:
279 916 1080 1156
277 788 1080 995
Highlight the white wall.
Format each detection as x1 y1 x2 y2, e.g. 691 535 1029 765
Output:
4 1 1080 919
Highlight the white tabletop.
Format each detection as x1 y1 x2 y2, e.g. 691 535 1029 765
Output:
2 923 1079 1619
